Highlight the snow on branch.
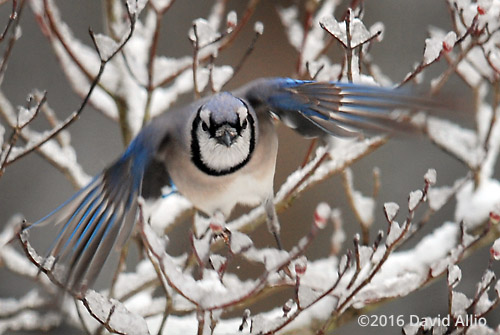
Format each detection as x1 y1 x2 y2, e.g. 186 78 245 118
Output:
2 0 500 334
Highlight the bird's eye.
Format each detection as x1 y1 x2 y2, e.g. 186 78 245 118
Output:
202 122 209 131
241 119 248 129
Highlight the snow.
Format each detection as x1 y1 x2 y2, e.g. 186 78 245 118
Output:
143 223 259 309
357 222 459 305
456 58 484 88
344 168 375 227
423 29 456 65
17 106 36 128
477 103 500 179
149 0 172 11
384 202 399 222
192 232 211 264
0 310 61 334
146 193 192 234
428 185 453 211
226 11 237 31
278 0 340 72
408 190 423 211
229 231 253 254
93 33 118 60
254 21 264 35
0 94 91 187
451 291 472 317
297 285 321 308
314 202 331 229
0 122 4 148
358 246 375 269
369 22 384 43
427 117 484 168
330 208 345 254
211 65 233 92
277 6 302 49
209 255 226 273
320 12 371 48
84 290 150 335
0 290 46 317
476 287 494 315
294 255 308 277
455 179 500 228
195 67 210 92
424 168 437 185
5 0 500 333
243 247 290 273
491 238 500 260
113 260 159 300
151 56 192 87
189 18 221 48
385 221 402 246
127 0 148 15
447 264 462 288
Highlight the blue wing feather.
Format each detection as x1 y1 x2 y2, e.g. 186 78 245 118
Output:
238 77 442 137
24 132 155 294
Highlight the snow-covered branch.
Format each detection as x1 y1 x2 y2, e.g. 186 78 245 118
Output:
1 0 500 334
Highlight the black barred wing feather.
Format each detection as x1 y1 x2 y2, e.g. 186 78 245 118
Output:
23 153 144 294
238 77 442 138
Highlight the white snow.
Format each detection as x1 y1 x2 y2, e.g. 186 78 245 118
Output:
455 179 500 228
423 28 456 65
17 106 36 128
0 122 4 148
149 0 172 11
189 18 221 48
384 202 399 222
314 202 331 229
211 65 233 92
297 285 321 308
447 264 462 288
451 291 472 317
226 11 237 31
254 21 264 35
408 190 423 211
427 117 484 168
424 168 437 185
320 12 371 48
93 33 119 60
229 231 253 254
84 290 150 335
491 238 500 260
385 221 402 246
152 56 192 87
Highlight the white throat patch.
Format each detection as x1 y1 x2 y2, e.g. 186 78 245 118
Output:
195 124 252 173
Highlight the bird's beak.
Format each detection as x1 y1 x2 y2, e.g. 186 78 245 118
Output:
216 127 237 147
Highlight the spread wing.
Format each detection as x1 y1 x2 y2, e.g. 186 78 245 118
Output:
236 77 442 138
22 133 157 294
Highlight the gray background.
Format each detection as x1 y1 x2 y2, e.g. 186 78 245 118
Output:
0 0 498 334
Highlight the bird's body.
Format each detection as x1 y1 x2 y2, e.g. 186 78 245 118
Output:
23 77 439 293
149 92 278 216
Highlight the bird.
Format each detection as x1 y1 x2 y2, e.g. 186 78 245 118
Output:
21 77 438 294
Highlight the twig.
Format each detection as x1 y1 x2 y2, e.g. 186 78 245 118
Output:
3 2 136 167
0 0 25 80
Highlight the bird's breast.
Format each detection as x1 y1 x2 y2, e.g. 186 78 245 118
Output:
164 116 278 217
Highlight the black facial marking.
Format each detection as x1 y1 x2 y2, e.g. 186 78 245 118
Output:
190 104 256 176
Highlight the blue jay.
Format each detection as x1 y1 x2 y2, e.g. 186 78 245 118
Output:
23 78 436 294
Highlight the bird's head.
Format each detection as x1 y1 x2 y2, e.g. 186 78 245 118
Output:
191 92 256 176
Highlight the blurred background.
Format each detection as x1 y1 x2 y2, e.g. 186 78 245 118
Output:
0 0 498 334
